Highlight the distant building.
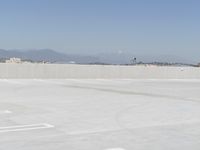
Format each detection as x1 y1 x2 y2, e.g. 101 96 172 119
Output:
5 58 22 64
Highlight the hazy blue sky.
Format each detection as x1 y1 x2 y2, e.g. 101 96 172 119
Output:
0 0 199 61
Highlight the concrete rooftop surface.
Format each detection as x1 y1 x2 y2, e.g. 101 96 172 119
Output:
1 79 200 150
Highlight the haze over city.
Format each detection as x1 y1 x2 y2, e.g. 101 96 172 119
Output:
0 0 199 63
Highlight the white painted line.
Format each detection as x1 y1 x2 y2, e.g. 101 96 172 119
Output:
0 110 12 114
105 148 126 150
0 123 54 133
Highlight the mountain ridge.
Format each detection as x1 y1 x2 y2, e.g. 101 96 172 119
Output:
0 49 99 64
0 49 195 65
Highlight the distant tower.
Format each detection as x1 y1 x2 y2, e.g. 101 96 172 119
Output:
131 57 137 65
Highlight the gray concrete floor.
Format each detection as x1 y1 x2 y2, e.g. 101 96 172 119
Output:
1 79 200 150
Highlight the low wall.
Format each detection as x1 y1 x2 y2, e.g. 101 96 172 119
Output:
0 63 200 79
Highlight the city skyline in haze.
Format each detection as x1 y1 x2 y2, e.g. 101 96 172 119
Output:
0 0 200 63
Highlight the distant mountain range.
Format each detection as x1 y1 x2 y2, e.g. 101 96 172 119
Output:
0 49 99 64
0 49 196 65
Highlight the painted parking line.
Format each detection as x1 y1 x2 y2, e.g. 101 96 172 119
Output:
0 123 54 133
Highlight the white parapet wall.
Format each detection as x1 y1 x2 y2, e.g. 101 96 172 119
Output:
0 63 200 79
